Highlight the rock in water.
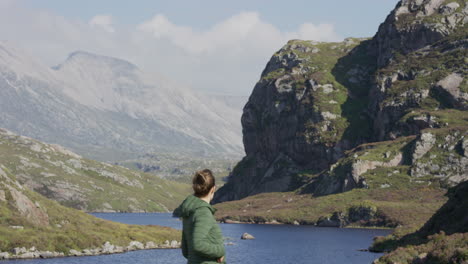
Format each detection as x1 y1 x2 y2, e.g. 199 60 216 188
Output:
241 233 255 240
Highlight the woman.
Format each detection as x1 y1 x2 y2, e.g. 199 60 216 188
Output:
173 169 226 264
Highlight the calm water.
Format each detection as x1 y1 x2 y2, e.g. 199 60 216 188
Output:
4 213 391 264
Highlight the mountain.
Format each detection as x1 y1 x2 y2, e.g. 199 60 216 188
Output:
0 161 180 260
0 44 243 162
214 0 467 203
372 180 468 264
0 128 190 212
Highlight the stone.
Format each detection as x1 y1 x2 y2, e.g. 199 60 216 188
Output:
9 225 24 230
101 241 115 253
317 212 347 227
145 241 157 249
462 139 468 158
39 251 56 258
128 241 144 250
293 220 300 225
241 232 255 240
435 73 466 109
12 247 27 255
0 190 5 202
170 240 179 248
19 252 37 259
0 252 9 259
69 249 82 256
439 2 460 15
82 249 93 256
412 133 436 161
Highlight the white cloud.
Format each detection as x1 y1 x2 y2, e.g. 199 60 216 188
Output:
0 4 342 95
137 12 340 55
89 15 115 33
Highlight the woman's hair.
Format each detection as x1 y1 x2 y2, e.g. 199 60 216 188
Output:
192 169 215 197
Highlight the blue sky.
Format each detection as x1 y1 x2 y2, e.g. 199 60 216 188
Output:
25 0 398 38
3 0 399 95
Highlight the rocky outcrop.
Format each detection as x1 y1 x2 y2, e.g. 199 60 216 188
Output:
368 0 467 141
373 0 466 67
215 0 466 204
213 38 375 203
6 186 49 226
410 129 468 185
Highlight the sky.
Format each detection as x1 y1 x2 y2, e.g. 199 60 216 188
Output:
0 0 399 96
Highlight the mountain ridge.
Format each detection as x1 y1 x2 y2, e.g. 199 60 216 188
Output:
0 41 244 161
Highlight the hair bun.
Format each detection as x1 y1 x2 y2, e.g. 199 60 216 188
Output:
192 169 215 197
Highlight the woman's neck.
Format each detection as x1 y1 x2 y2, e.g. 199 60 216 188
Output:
199 196 211 204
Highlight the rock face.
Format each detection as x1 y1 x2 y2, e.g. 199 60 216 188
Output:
372 0 465 67
214 0 467 203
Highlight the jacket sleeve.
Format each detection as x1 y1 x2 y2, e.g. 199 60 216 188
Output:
182 230 188 259
191 207 225 259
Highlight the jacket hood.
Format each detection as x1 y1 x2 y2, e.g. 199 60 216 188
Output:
172 194 216 218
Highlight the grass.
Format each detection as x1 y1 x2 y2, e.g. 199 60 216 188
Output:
371 180 468 263
0 129 191 213
0 168 180 254
214 186 446 228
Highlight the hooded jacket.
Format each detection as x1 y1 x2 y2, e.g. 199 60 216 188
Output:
173 195 226 264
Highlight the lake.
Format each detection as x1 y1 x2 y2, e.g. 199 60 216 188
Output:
3 213 391 264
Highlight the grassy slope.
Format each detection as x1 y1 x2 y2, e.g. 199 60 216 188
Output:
215 124 466 228
0 166 180 254
118 153 237 186
372 181 468 264
0 128 190 212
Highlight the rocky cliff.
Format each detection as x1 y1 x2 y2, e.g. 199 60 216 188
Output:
214 0 467 203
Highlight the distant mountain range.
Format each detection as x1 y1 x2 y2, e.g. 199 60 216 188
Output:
0 43 244 161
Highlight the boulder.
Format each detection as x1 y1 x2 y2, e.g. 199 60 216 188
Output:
435 73 467 110
69 249 82 256
439 2 460 15
412 133 436 161
317 212 347 227
145 241 157 249
101 241 115 253
241 232 255 240
127 241 144 250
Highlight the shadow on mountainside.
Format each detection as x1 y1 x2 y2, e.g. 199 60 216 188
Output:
331 40 377 146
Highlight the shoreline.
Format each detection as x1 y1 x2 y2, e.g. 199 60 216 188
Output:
0 240 181 261
88 211 393 230
90 211 393 230
218 218 394 230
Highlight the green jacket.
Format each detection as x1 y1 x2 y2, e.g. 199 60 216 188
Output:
173 195 226 264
